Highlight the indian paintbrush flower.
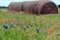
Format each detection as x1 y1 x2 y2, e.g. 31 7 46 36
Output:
2 18 8 23
58 29 60 32
46 28 53 34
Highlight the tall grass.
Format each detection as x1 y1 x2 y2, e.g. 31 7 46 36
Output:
0 8 59 40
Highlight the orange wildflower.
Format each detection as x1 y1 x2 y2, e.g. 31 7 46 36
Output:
0 18 2 22
58 29 60 32
58 23 60 26
11 18 18 23
46 28 53 34
2 18 8 23
53 27 56 30
28 32 35 36
54 23 57 27
20 19 24 24
53 23 57 30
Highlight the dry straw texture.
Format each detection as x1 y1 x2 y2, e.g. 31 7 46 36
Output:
8 0 58 14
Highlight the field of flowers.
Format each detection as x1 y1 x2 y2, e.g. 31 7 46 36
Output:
0 8 60 40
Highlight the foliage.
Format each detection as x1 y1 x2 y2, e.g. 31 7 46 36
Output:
0 8 59 40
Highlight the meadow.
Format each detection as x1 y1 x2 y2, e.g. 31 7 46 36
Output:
0 8 60 40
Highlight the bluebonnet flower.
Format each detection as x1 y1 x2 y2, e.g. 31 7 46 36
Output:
26 25 29 28
23 26 26 31
10 23 14 28
30 27 33 30
36 27 40 33
33 34 37 38
57 33 60 36
28 21 34 27
3 24 8 29
23 25 30 31
48 38 50 40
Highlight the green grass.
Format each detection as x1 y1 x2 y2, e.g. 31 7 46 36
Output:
0 8 60 40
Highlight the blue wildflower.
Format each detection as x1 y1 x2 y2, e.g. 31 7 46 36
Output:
23 26 26 31
10 23 14 28
48 38 50 40
34 34 37 38
3 24 8 29
57 33 60 36
29 22 34 27
23 25 30 31
43 31 46 34
36 27 40 33
26 25 29 28
30 27 33 30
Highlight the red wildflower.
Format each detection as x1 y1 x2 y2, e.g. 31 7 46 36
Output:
46 28 53 34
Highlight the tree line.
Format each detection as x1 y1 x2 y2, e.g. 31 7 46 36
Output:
0 6 8 9
58 5 60 7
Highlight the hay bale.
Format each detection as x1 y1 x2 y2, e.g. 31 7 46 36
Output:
22 1 33 13
28 1 38 13
8 2 14 11
22 1 58 14
8 2 23 12
8 0 58 14
33 1 58 14
22 1 38 14
29 1 38 14
40 2 58 14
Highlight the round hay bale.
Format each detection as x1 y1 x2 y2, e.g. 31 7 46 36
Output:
8 2 14 11
28 1 38 14
22 1 34 14
16 2 23 12
33 1 58 14
8 2 23 12
29 1 38 14
40 2 58 14
8 0 58 14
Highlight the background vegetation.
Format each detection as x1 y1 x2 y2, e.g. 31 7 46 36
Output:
0 8 60 40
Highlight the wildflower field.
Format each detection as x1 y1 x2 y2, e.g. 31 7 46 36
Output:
0 8 60 40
